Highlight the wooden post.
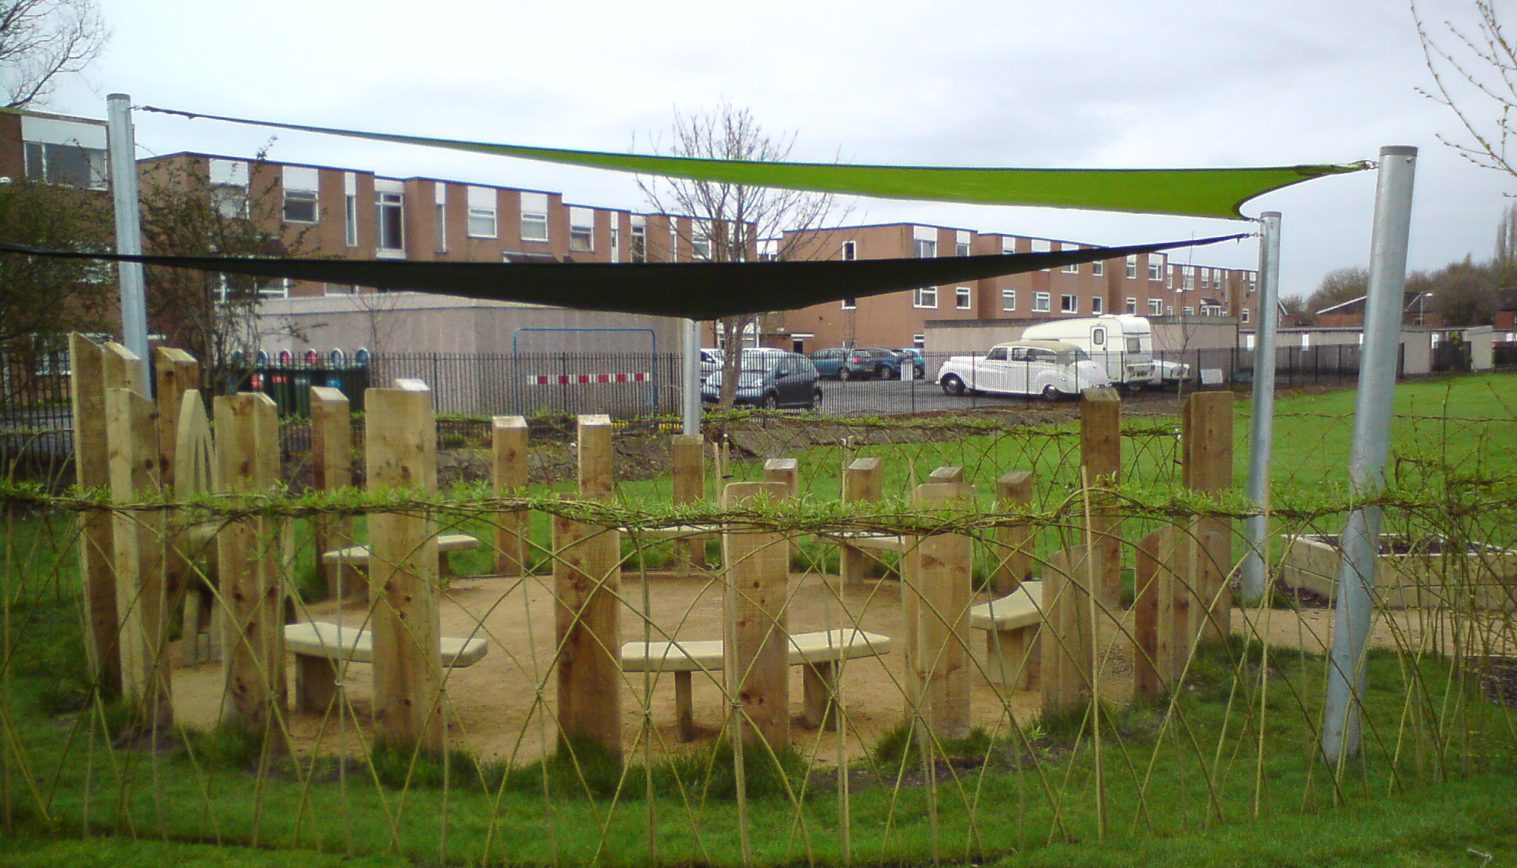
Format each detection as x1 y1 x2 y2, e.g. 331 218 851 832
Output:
671 434 706 575
1183 392 1235 644
1132 528 1166 700
577 414 614 500
174 390 219 664
311 387 358 598
762 457 799 563
153 347 199 491
213 392 287 738
1040 546 1095 716
106 385 173 728
1081 387 1122 612
1154 528 1193 687
904 481 974 741
841 456 883 586
492 415 531 577
69 334 121 693
992 471 1035 595
365 380 444 751
723 481 791 752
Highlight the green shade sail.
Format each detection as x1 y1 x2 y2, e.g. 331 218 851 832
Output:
140 106 1368 219
0 233 1247 320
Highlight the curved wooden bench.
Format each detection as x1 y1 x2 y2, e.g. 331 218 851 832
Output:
285 620 489 712
621 628 892 740
969 580 1044 690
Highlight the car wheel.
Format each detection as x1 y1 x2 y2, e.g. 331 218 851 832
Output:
839 368 852 381
810 388 823 410
1041 384 1060 402
914 368 925 380
1125 380 1143 394
762 393 779 410
941 375 966 396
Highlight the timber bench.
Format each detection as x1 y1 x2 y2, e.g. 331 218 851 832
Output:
968 580 1044 691
284 620 490 712
621 628 892 741
320 532 481 581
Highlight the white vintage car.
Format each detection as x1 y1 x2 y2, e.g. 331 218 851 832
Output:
936 340 1112 400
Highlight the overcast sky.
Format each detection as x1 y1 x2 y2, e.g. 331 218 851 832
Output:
43 0 1509 300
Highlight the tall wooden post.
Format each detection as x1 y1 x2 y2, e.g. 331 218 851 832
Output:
153 347 199 491
213 392 287 738
762 457 799 563
904 481 974 741
1081 388 1122 611
1040 546 1096 716
841 457 883 586
69 334 121 693
723 481 791 752
366 380 444 751
1183 392 1235 644
106 384 173 728
491 415 530 577
992 471 1035 595
553 415 622 761
1132 528 1169 700
310 387 357 597
671 434 706 575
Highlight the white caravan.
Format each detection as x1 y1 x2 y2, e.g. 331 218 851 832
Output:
1021 314 1156 389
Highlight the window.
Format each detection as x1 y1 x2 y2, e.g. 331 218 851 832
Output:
1148 255 1163 281
609 225 620 262
1031 238 1051 270
520 191 548 241
570 207 595 253
258 278 290 299
1000 237 1017 254
434 184 448 253
630 217 646 262
1182 306 1194 316
842 240 857 260
1166 267 1174 290
343 173 358 247
210 159 248 219
1092 260 1104 277
324 283 357 296
467 186 497 238
915 238 937 258
1091 296 1104 314
282 166 319 223
1148 298 1163 315
1166 305 1174 315
841 297 857 310
668 224 678 262
375 185 405 253
1060 293 1078 313
1183 267 1195 291
692 219 711 260
1244 333 1255 350
1062 243 1079 273
913 334 925 348
956 230 970 257
1001 289 1017 311
1125 255 1138 279
1248 273 1258 293
1091 327 1106 348
914 286 938 308
1241 306 1251 323
21 116 108 189
1125 297 1137 314
955 286 972 309
1033 292 1052 312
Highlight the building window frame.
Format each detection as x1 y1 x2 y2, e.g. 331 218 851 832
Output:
520 191 549 242
1060 293 1078 314
955 286 972 310
375 190 405 255
570 207 595 253
1033 292 1052 313
1001 289 1017 311
1091 296 1104 314
913 286 939 309
1148 256 1163 281
1125 297 1138 314
1148 298 1163 316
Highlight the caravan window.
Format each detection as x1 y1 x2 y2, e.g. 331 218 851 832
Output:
1126 337 1142 353
1091 327 1105 348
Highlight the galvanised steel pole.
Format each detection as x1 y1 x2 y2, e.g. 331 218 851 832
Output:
682 318 700 435
1241 211 1282 603
107 93 150 383
1322 146 1417 763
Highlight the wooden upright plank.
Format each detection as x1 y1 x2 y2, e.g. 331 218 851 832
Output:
722 481 791 752
1080 387 1123 612
841 456 883 587
1040 546 1095 716
1183 391 1235 643
366 381 444 750
492 415 531 577
577 414 614 500
311 386 357 597
671 434 706 575
762 457 800 562
905 481 974 742
214 392 287 740
1153 527 1191 686
553 510 623 761
106 386 172 728
69 334 121 693
102 340 147 395
993 470 1035 595
153 347 199 491
1132 528 1165 700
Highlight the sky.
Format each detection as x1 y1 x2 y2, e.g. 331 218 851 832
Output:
39 0 1511 302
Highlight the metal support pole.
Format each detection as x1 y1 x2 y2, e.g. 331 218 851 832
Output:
107 93 150 384
1241 211 1282 603
1322 146 1417 763
681 318 700 435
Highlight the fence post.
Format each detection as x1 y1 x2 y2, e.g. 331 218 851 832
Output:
763 457 800 563
311 386 357 598
106 384 173 729
1183 391 1235 644
722 480 791 752
153 347 199 490
552 415 623 760
365 379 444 751
1040 545 1095 716
841 457 883 586
492 415 530 577
905 480 974 742
1133 527 1181 700
1080 388 1123 611
69 334 122 693
671 434 706 575
992 471 1035 595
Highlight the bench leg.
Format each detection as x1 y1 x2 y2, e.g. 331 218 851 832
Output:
986 628 1035 692
675 670 694 742
295 653 339 713
803 662 839 729
841 544 868 587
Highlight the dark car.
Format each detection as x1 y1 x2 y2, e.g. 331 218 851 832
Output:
700 351 822 409
807 347 849 378
838 347 902 380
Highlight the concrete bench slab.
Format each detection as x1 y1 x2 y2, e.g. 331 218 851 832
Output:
285 620 489 712
320 533 480 580
968 580 1044 691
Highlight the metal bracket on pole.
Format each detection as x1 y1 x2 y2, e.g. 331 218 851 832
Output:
1241 211 1282 603
107 93 150 384
1321 146 1417 764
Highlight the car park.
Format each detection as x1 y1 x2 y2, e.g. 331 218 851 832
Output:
936 339 1110 400
838 347 902 380
701 351 822 409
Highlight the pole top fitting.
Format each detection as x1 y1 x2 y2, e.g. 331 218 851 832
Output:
1379 145 1417 157
1261 211 1281 219
107 92 130 102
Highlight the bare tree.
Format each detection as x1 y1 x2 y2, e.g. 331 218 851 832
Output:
1497 201 1517 283
0 0 109 108
1414 1 1517 178
1305 266 1372 315
638 101 843 408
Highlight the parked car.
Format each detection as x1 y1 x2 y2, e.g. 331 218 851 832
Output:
894 348 927 379
1154 358 1192 387
699 348 723 381
807 347 849 378
936 340 1111 400
701 351 822 409
1021 314 1156 390
838 347 902 380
